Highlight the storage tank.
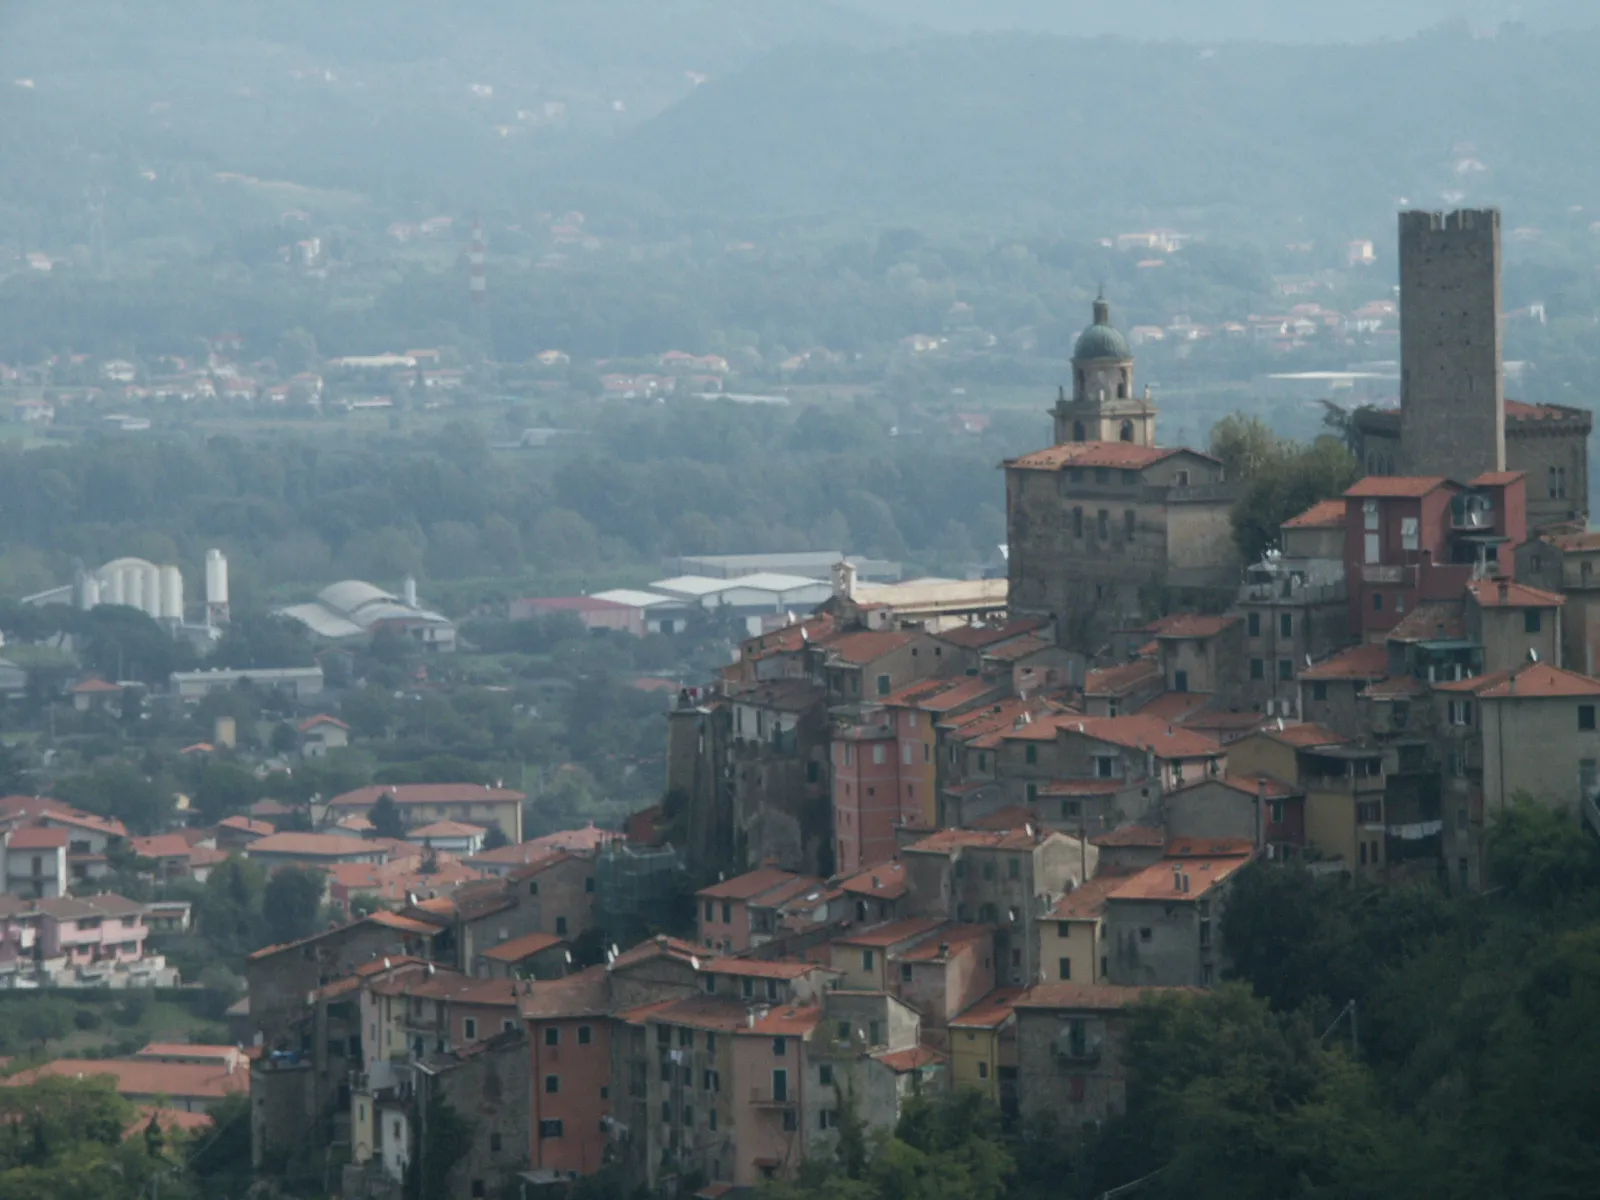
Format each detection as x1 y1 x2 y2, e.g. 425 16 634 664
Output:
141 565 162 618
159 565 184 622
80 573 101 610
120 566 142 609
205 549 230 626
104 567 125 606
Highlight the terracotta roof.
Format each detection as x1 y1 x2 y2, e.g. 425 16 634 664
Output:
1344 476 1453 499
1471 470 1526 487
1151 614 1241 640
904 828 1052 855
1006 442 1201 471
837 862 909 899
1544 530 1600 552
728 678 825 714
1036 779 1128 797
7 1058 247 1101
1048 873 1131 920
706 957 829 980
1361 676 1428 700
1300 643 1389 681
1476 663 1600 699
884 676 1003 713
820 629 918 665
0 797 127 839
895 923 991 962
1387 603 1466 643
1136 692 1211 722
623 995 748 1033
1083 658 1160 697
832 917 947 948
950 987 1024 1029
1465 578 1563 609
1506 399 1584 421
133 1043 242 1063
522 964 611 1020
609 935 701 972
1170 773 1295 801
70 678 122 694
482 931 565 963
328 784 526 809
872 1045 945 1073
130 834 192 860
1283 498 1346 529
1166 837 1254 858
188 846 229 868
1259 722 1348 747
1109 854 1249 901
982 634 1054 663
217 815 275 837
1060 714 1224 760
366 910 445 937
247 832 383 858
742 1005 824 1037
1089 824 1166 848
697 867 810 902
1014 983 1188 1011
6 827 69 850
934 619 1046 650
298 714 350 733
409 820 487 838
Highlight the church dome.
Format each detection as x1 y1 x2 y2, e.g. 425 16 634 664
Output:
1073 296 1132 362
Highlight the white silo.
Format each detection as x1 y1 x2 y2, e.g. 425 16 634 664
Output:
120 566 141 609
80 573 101 610
205 549 230 627
104 566 125 606
160 565 184 622
141 564 162 618
402 574 419 609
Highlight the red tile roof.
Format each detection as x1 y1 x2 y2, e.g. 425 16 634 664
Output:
609 935 701 972
1109 854 1249 901
1387 604 1466 643
1506 399 1579 421
742 1005 824 1037
1170 773 1295 801
982 634 1055 662
1465 578 1564 609
1089 824 1166 848
1006 443 1200 471
1361 676 1428 700
904 828 1051 855
1471 470 1525 487
1473 663 1600 699
883 676 1001 713
481 931 565 962
707 957 830 980
872 1045 945 1073
831 917 947 948
521 964 611 1020
820 629 918 665
934 618 1046 650
7 1058 248 1101
950 987 1024 1029
1344 476 1453 499
6 827 69 850
1282 498 1346 529
1151 614 1241 640
621 995 749 1033
896 923 992 962
298 714 350 733
1083 658 1161 696
1300 643 1390 681
247 832 384 858
70 678 123 694
217 815 274 837
697 866 810 902
837 862 909 899
1060 714 1224 759
1036 779 1128 797
1259 722 1348 747
1137 692 1211 722
130 834 192 860
1048 873 1131 920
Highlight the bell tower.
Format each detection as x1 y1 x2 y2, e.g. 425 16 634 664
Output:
1051 293 1156 446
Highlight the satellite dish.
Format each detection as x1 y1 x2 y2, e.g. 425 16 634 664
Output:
383 957 391 970
1528 648 1540 664
564 950 573 963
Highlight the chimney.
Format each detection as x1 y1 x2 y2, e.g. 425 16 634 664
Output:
938 942 949 959
1172 866 1183 892
1500 580 1510 603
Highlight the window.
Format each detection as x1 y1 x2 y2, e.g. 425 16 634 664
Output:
703 900 714 922
1095 468 1111 485
1139 927 1153 943
722 902 732 923
978 1060 990 1079
1175 469 1191 487
1095 756 1116 779
706 1033 716 1052
679 1027 694 1048
902 742 913 766
1061 798 1081 820
876 674 891 697
1392 701 1410 729
1363 498 1379 531
977 752 988 772
473 1183 485 1199
836 1020 850 1041
661 1102 672 1123
1025 782 1038 803
705 1069 720 1092
869 1020 881 1043
585 876 595 893
1069 1076 1086 1103
1312 682 1328 702
578 1025 592 1045
1058 957 1071 981
862 949 875 971
1008 857 1021 879
772 1069 789 1101
766 978 779 1000
1174 669 1189 693
1365 533 1380 565
1247 612 1261 637
1359 842 1368 866
872 744 886 766
464 1018 477 1040
807 759 820 783
1357 801 1382 824
1199 918 1212 948
503 1019 516 1034
1280 612 1293 638
1449 700 1473 727
1525 609 1542 634
555 916 568 936
1097 509 1110 539
545 1075 560 1094
709 1108 718 1132
1124 509 1136 539
1025 744 1037 765
1278 659 1293 682
1122 468 1138 484
1372 592 1384 612
539 1120 564 1139
545 1028 560 1047
783 1110 798 1132
1250 658 1264 681
773 1037 787 1057
1269 800 1284 825
1400 516 1419 551
1073 507 1084 538
982 861 996 881
1581 705 1597 732
1202 963 1215 985
528 880 539 896
900 963 913 982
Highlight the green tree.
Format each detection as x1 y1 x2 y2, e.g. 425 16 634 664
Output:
194 856 267 960
409 1092 474 1200
193 761 262 823
368 793 406 840
263 867 326 946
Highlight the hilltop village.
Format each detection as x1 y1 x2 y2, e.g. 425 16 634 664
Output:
9 208 1598 1199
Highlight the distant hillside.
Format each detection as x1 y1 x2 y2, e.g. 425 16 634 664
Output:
567 25 1600 238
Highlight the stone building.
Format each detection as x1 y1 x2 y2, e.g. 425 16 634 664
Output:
1352 209 1591 532
1101 840 1251 987
1006 298 1241 651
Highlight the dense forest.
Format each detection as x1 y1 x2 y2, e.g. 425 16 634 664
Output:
758 803 1600 1200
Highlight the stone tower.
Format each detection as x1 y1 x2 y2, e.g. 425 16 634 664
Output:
1399 208 1505 477
1051 294 1157 446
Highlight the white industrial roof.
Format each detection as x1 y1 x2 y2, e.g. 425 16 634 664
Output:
649 576 736 598
277 603 365 640
718 573 831 593
590 589 682 609
318 580 397 616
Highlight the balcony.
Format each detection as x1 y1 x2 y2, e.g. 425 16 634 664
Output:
748 1087 796 1109
1361 564 1404 585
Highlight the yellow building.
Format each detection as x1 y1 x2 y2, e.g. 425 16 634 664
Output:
948 989 1020 1111
1037 873 1124 985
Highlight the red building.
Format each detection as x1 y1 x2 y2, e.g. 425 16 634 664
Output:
521 966 613 1176
1344 471 1527 639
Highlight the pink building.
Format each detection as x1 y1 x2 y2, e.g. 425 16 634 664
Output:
831 718 905 874
35 894 148 965
729 1006 822 1186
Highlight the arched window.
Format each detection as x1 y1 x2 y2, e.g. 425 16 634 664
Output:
1117 369 1129 400
1120 419 1135 442
1072 420 1086 442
